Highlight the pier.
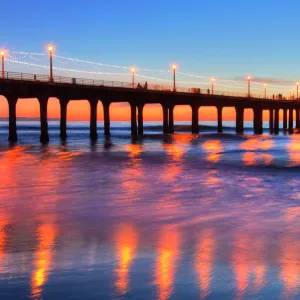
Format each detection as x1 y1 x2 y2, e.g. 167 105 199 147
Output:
1 71 300 142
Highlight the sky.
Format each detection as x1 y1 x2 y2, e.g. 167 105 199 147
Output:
1 0 300 121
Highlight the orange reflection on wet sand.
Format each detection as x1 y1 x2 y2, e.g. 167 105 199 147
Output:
243 153 273 166
240 138 273 151
202 140 224 163
31 223 57 299
115 224 138 295
232 233 267 298
279 235 300 298
162 143 185 183
155 227 180 300
0 217 10 274
125 144 143 159
195 229 215 298
232 233 251 299
287 135 300 167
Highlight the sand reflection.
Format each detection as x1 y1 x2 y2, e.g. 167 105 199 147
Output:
115 224 138 295
202 140 224 163
195 229 215 298
31 222 57 299
241 137 274 166
155 226 180 300
287 135 300 166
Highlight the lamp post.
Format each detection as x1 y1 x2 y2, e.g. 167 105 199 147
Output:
293 88 295 99
211 78 215 95
264 84 267 99
48 46 54 82
0 51 5 79
172 64 177 91
131 68 135 88
290 89 292 100
297 82 299 100
247 76 251 97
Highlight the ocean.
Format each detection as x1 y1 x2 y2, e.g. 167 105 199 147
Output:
0 120 300 299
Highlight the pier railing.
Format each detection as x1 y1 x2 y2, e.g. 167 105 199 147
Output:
1 71 274 99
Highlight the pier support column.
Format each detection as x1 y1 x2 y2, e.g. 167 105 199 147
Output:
138 104 144 135
274 109 279 134
169 105 174 134
130 103 137 135
283 109 288 130
103 101 110 136
162 105 169 134
39 97 49 143
269 109 274 134
89 99 98 139
254 108 263 134
289 108 294 134
217 106 223 133
296 109 300 129
235 107 244 134
8 97 18 142
191 105 199 134
59 99 69 139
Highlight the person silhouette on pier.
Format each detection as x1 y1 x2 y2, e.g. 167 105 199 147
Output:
144 81 148 90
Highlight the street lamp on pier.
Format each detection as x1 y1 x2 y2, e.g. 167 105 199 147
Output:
0 51 5 79
172 64 177 91
131 67 135 88
247 76 251 97
211 78 215 95
48 46 54 82
264 84 267 98
297 82 299 100
293 88 295 99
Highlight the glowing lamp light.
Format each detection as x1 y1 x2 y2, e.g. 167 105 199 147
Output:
297 82 299 86
247 76 251 80
0 51 4 56
211 78 215 82
131 68 135 73
48 46 53 53
172 65 177 70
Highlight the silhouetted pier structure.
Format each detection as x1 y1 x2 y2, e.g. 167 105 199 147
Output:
1 71 300 143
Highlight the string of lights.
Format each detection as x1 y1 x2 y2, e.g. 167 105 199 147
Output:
3 51 297 93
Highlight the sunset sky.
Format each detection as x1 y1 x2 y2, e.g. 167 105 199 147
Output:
1 0 300 121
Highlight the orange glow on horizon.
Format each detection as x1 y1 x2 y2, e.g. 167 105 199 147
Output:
0 96 292 122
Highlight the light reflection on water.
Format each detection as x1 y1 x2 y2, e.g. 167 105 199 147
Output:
0 123 300 299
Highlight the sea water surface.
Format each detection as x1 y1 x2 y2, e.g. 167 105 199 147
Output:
1 121 300 299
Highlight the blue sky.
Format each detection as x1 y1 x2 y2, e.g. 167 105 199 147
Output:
1 0 300 94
